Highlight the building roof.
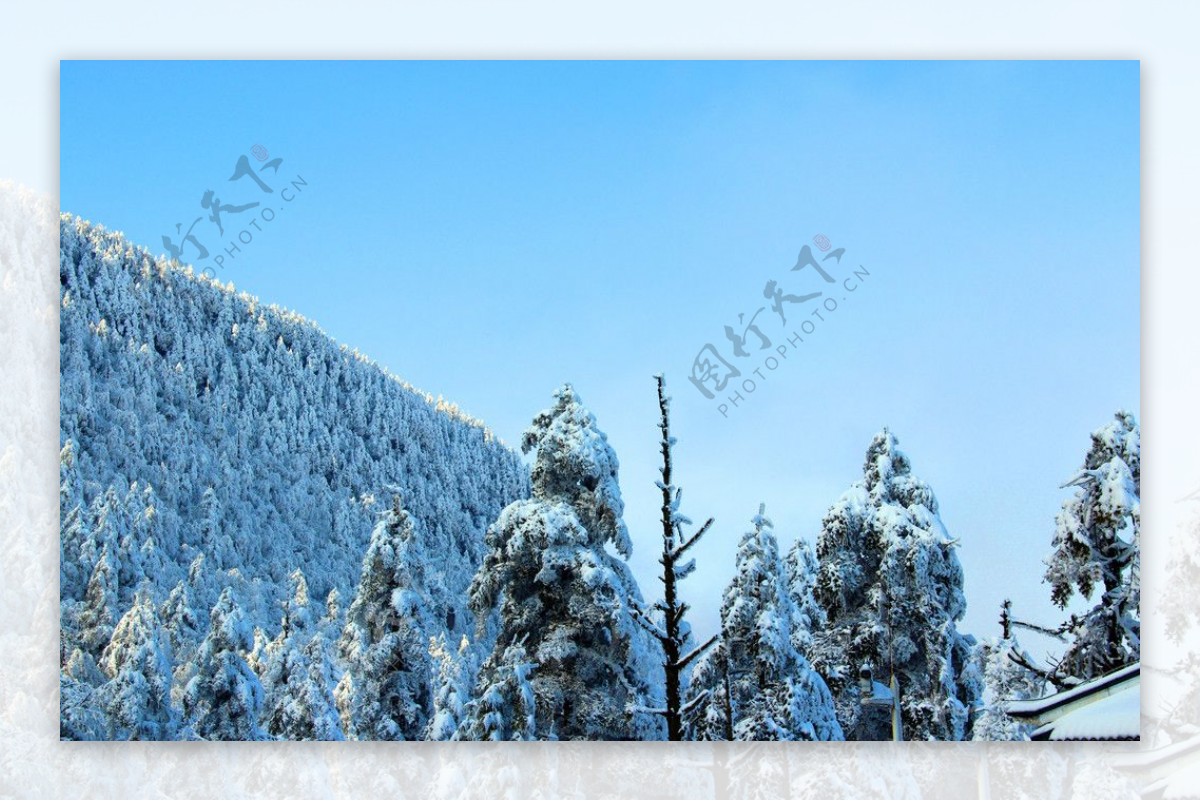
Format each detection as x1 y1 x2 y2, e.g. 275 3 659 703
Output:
1032 684 1140 741
1007 662 1140 729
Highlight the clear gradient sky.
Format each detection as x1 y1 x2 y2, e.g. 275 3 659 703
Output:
61 60 1140 658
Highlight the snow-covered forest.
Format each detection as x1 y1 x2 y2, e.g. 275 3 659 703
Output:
59 215 1140 741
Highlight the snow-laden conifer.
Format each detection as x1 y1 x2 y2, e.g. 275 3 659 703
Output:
812 430 980 740
688 506 841 741
1044 411 1140 683
335 494 432 740
462 384 662 740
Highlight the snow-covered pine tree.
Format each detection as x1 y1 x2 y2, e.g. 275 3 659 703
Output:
631 375 717 741
81 488 128 579
300 633 345 741
76 544 119 657
160 577 201 662
262 631 343 740
462 384 662 740
426 633 479 741
59 439 90 597
812 429 980 741
973 601 1046 741
246 626 271 678
322 588 342 633
457 641 538 741
261 569 343 739
335 493 432 740
688 506 842 741
181 587 268 740
785 538 826 657
61 649 106 741
279 569 314 640
684 640 735 741
1044 410 1140 683
97 589 179 740
164 555 214 713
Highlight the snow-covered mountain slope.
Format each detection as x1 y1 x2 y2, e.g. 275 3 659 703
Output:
59 214 529 653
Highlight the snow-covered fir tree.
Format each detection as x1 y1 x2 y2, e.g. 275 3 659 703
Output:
335 493 432 740
59 439 90 596
262 630 343 740
785 538 826 657
60 649 106 741
1044 410 1140 683
323 588 342 633
972 602 1046 741
812 429 980 740
96 589 179 740
246 626 271 679
181 587 268 740
458 642 539 741
76 545 119 658
462 384 663 741
160 577 202 663
685 640 735 741
687 505 842 741
300 633 346 741
426 633 479 741
260 570 343 739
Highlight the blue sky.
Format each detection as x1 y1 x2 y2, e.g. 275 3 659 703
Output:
61 60 1140 655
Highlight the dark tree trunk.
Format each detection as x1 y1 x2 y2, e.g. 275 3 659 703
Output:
634 375 716 740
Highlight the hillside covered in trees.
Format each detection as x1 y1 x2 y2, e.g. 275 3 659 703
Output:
58 216 528 739
58 217 1139 741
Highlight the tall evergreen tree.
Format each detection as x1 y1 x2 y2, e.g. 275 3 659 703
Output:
61 648 106 741
812 429 980 741
688 506 841 741
261 569 343 739
160 577 202 661
973 601 1045 741
335 493 432 740
1044 410 1140 683
462 384 662 740
631 375 717 741
426 633 479 741
76 545 119 657
785 538 826 657
182 587 268 740
458 642 538 741
97 589 179 740
262 631 343 741
59 439 91 596
300 633 346 741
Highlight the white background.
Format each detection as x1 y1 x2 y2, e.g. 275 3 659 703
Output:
1 1 1196 797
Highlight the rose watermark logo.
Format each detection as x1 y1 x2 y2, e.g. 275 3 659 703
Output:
688 234 872 418
161 145 308 279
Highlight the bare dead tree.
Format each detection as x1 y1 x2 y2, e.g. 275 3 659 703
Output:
632 374 718 740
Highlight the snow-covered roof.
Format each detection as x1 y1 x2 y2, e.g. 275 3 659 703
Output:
1032 684 1139 741
1008 662 1140 723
